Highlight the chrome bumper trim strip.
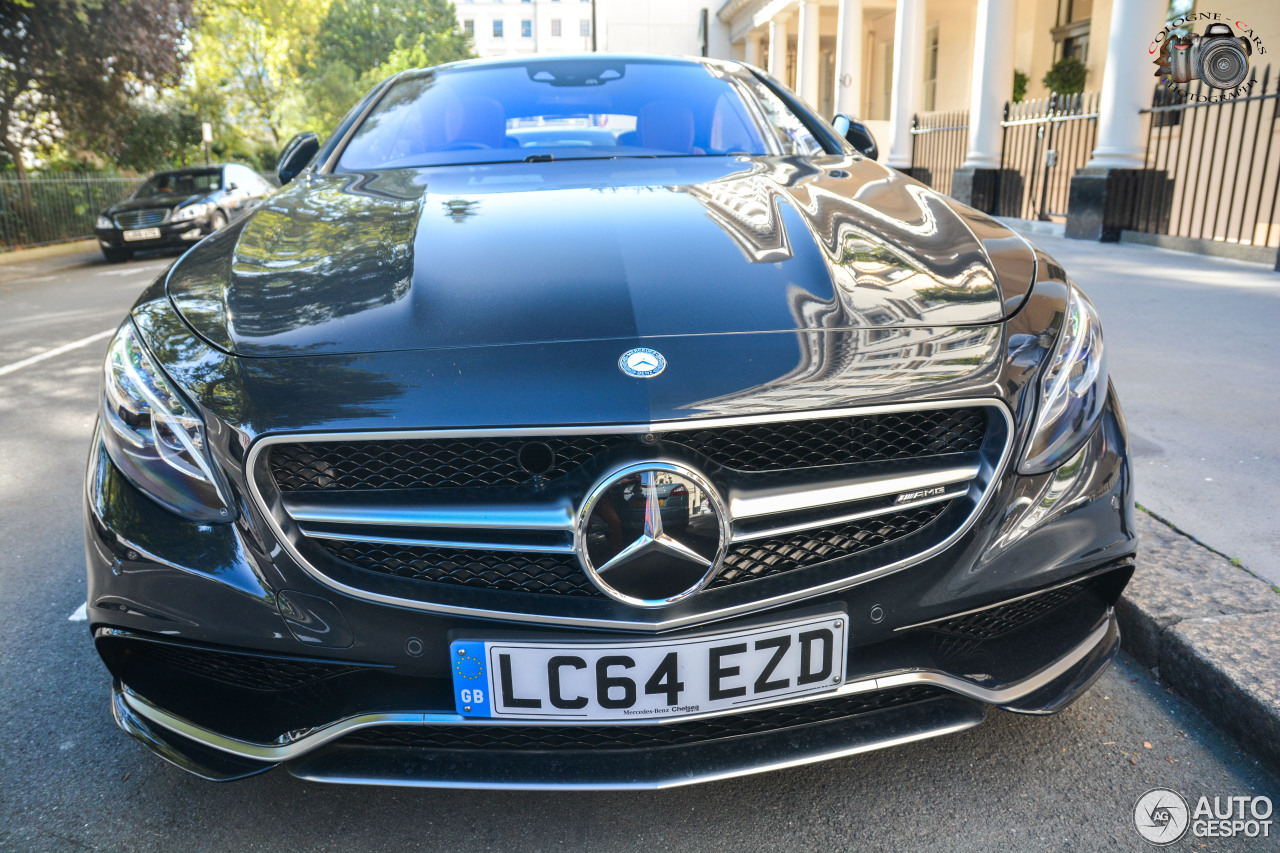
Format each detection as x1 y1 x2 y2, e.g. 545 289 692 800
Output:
119 615 1110 766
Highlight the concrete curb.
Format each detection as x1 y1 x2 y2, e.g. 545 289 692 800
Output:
1116 511 1280 773
0 239 97 266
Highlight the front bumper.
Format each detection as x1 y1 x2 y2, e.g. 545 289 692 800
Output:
84 392 1136 788
96 218 212 250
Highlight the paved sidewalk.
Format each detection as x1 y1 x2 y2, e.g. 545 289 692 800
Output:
1013 231 1280 586
1120 509 1280 775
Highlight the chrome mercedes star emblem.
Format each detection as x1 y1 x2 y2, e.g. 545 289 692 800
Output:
576 462 729 607
618 347 666 378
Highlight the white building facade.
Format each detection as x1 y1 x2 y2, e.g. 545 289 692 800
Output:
453 0 731 59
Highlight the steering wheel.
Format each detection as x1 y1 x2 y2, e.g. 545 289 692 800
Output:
442 141 491 150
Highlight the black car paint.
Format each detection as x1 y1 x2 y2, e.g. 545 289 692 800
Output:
83 56 1135 786
166 156 1035 358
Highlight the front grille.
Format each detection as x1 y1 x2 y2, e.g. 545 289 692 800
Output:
342 685 948 751
268 407 988 493
327 541 598 597
134 642 362 692
921 579 1092 641
113 208 168 229
713 504 950 587
316 502 950 598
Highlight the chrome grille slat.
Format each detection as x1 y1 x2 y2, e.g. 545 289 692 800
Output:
114 208 169 229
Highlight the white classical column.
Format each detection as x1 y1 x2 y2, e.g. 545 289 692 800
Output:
1085 0 1167 167
742 33 758 67
961 0 1016 169
768 16 787 78
796 0 822 105
833 0 863 116
1087 0 1167 168
885 0 925 168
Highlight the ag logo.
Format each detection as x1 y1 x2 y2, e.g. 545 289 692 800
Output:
1134 788 1190 846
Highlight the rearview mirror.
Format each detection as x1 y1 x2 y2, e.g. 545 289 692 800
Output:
276 132 321 185
832 115 879 161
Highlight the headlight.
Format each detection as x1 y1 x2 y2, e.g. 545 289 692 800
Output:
1019 286 1108 474
96 214 113 229
171 202 212 222
100 322 235 521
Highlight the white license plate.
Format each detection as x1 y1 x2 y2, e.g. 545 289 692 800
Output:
122 227 161 241
450 613 846 721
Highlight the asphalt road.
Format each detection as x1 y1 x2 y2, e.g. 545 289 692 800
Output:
0 246 1277 852
1016 233 1280 586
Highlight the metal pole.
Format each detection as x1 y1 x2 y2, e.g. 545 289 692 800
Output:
591 0 597 51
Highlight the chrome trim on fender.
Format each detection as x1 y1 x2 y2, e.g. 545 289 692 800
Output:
119 609 1107 767
244 399 1014 631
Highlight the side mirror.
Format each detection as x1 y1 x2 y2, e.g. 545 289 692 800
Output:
832 114 879 161
225 181 239 192
276 132 321 185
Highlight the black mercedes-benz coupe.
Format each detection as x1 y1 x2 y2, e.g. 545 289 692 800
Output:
84 54 1134 789
94 164 274 262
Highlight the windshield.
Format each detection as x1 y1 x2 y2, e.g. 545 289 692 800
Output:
337 58 825 170
135 170 222 198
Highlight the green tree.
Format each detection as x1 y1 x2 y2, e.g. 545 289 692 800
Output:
190 0 329 150
1042 56 1088 96
298 0 472 134
0 0 196 179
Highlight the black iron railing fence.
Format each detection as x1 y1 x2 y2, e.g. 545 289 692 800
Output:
1118 66 1280 249
997 92 1099 221
0 174 140 251
908 110 969 197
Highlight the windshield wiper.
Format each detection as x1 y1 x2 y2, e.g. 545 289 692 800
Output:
523 153 555 163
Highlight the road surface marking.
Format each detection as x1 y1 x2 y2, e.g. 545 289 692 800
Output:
0 329 113 378
96 264 165 278
68 603 87 622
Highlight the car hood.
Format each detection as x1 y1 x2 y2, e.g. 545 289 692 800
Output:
163 156 1036 358
108 193 205 214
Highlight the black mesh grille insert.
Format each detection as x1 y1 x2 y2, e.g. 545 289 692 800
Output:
268 408 988 492
326 541 600 597
712 503 950 588
341 686 949 751
921 579 1092 641
317 503 949 598
133 642 362 692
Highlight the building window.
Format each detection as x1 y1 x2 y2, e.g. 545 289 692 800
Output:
462 19 474 36
521 19 531 38
493 19 503 37
551 18 561 37
923 24 939 111
1052 0 1091 62
580 19 591 37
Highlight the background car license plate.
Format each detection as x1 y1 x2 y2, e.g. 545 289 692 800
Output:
450 613 846 720
122 227 160 241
